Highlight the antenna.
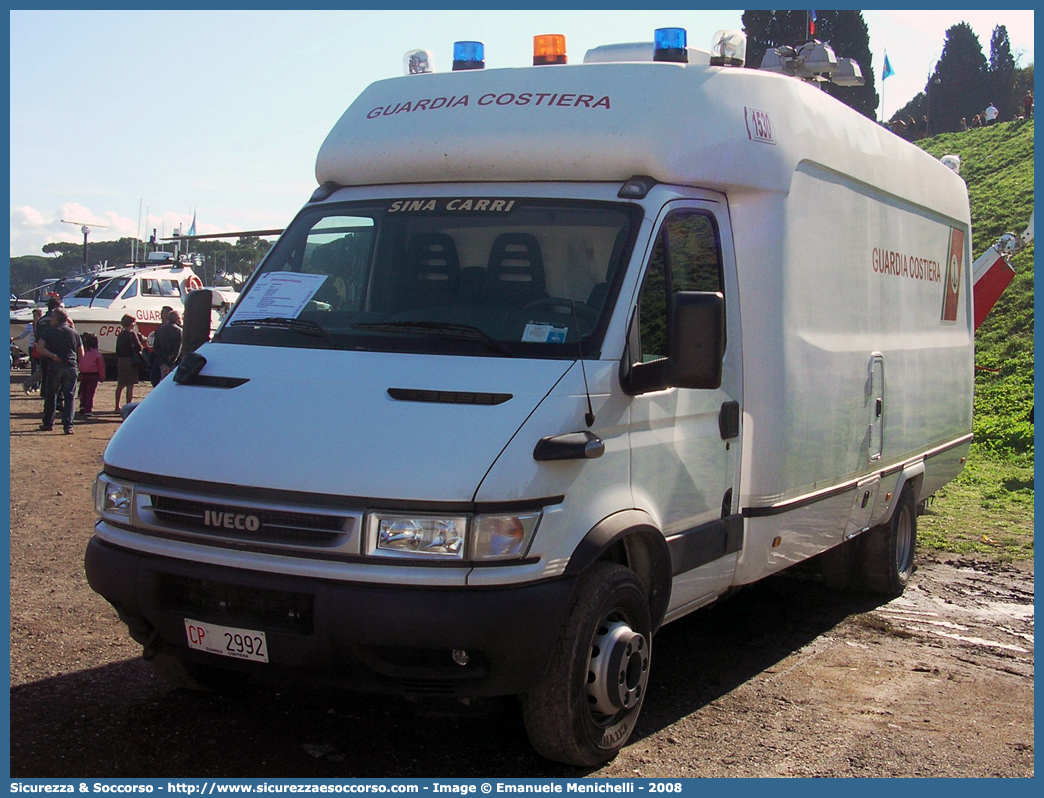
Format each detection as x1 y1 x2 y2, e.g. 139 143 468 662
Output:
570 300 596 427
61 219 109 271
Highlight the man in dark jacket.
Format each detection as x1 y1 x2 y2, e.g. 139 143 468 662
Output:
152 309 184 381
149 305 173 386
36 309 84 434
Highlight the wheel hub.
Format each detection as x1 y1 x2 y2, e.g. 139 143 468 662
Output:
586 617 650 717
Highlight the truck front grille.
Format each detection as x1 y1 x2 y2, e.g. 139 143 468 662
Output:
149 494 345 545
134 488 360 555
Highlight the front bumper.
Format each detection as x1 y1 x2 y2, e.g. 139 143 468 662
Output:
85 536 576 697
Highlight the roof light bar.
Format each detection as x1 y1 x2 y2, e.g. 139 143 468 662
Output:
653 27 688 63
453 41 485 71
533 34 567 65
833 57 865 87
760 40 862 85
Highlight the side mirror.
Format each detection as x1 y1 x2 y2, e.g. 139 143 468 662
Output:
182 289 213 356
621 290 724 395
669 291 724 390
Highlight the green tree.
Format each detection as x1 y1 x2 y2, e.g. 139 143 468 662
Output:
8 234 276 296
9 255 61 298
1013 64 1035 116
741 9 879 120
742 9 809 71
929 22 989 135
891 92 927 129
988 25 1017 121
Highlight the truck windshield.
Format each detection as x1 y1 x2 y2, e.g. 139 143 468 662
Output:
219 199 639 358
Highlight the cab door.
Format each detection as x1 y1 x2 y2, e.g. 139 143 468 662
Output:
626 201 742 614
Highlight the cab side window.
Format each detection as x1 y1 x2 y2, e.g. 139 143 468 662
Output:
636 211 723 364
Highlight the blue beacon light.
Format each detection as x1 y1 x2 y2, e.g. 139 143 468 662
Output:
653 27 689 63
453 41 485 71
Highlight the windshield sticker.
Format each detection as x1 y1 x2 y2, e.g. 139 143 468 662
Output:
233 272 328 322
388 198 517 214
522 323 568 344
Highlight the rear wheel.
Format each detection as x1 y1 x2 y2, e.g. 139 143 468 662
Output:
858 484 917 597
819 484 917 596
521 561 651 767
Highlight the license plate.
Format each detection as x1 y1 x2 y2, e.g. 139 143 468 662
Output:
184 618 269 663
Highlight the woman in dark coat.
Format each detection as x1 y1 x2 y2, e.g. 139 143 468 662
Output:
114 314 143 412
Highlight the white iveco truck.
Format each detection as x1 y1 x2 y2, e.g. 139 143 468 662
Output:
85 29 975 765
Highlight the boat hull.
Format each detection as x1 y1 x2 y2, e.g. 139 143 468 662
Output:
10 308 221 358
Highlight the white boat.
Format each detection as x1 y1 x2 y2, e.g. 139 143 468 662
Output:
10 252 236 359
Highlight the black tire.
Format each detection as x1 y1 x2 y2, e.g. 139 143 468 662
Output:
521 561 652 767
147 649 248 692
857 484 917 597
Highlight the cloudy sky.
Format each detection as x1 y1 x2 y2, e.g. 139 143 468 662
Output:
8 9 1035 260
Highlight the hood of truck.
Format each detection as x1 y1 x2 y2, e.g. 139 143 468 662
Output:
103 343 571 503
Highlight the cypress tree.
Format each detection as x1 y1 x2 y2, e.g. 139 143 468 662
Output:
929 22 989 134
989 25 1017 121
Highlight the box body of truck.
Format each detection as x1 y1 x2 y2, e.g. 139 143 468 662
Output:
85 40 973 766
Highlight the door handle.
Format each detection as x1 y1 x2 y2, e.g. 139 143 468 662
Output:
718 401 740 440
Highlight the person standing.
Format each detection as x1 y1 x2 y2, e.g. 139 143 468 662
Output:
77 332 106 417
152 309 184 380
114 315 144 413
36 309 83 434
149 305 174 386
28 297 63 396
14 308 44 393
1023 91 1033 119
984 102 999 126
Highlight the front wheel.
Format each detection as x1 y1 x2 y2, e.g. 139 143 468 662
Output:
521 562 652 767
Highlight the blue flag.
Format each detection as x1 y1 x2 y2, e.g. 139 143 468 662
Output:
882 53 895 80
187 211 196 238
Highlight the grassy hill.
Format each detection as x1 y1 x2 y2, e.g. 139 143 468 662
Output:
916 119 1034 559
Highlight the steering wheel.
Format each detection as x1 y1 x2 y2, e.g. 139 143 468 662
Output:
524 297 600 327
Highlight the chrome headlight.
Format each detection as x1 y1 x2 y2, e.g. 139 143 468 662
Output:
369 513 468 559
366 510 541 561
94 474 133 519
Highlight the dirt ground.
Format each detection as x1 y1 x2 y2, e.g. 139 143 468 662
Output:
8 371 1035 778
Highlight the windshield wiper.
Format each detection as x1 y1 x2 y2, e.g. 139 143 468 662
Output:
228 316 340 349
350 320 512 356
